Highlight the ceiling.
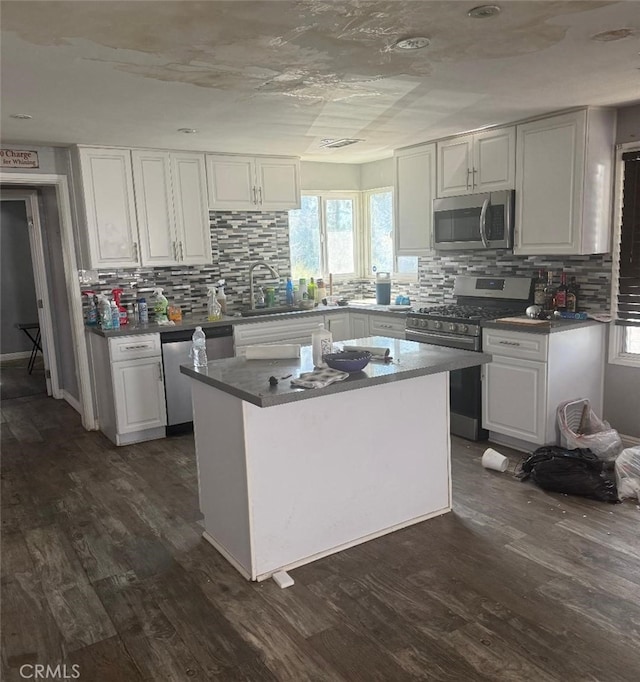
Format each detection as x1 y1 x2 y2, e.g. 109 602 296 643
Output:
1 1 638 163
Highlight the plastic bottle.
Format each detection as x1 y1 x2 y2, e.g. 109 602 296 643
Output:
533 270 546 306
138 298 149 324
316 278 327 304
207 285 222 321
112 288 128 326
256 286 265 308
152 288 169 323
285 277 294 306
216 279 227 315
190 326 208 368
307 277 316 303
96 294 112 330
312 323 333 368
82 290 97 326
110 300 121 329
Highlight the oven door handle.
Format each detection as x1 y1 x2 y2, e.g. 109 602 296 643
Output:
479 197 490 248
406 330 479 351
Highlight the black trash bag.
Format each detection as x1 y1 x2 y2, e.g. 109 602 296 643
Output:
517 446 619 503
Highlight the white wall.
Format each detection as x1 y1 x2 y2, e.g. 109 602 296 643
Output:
360 158 393 190
300 161 361 191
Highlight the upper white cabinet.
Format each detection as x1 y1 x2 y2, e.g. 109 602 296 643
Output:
437 126 515 197
206 154 300 211
514 108 615 255
75 147 140 268
394 143 436 256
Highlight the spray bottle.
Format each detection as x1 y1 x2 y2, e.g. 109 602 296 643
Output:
215 279 227 315
82 290 97 326
152 288 169 323
96 294 113 330
207 285 222 321
112 288 128 326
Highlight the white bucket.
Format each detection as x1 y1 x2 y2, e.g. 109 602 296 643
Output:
482 447 509 472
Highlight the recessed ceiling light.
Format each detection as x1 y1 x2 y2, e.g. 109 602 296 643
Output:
468 5 501 19
10 113 32 120
178 127 198 134
591 28 636 42
393 36 430 51
320 138 364 149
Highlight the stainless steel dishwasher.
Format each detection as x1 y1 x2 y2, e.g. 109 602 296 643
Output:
160 325 234 435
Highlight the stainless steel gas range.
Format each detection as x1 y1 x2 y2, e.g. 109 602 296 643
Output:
406 276 533 440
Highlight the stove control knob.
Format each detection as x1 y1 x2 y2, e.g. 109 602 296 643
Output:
434 321 442 330
460 324 469 333
420 319 428 328
448 323 457 332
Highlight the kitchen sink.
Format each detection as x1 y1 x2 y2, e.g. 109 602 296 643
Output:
239 306 308 317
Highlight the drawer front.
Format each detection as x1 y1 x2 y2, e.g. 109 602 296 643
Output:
483 328 548 361
109 333 161 361
368 315 406 339
234 318 322 347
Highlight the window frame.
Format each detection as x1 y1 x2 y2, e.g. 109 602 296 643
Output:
608 141 640 368
362 186 418 283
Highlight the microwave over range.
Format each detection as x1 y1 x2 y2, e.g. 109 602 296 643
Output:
433 190 514 251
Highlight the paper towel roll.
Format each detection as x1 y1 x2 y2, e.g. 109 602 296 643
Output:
342 345 390 358
244 344 301 360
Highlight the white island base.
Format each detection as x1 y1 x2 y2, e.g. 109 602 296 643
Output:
190 371 451 582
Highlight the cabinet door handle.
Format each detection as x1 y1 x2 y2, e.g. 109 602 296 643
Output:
466 168 472 189
498 340 521 346
158 361 163 381
123 344 150 351
473 167 478 188
172 241 178 260
179 241 184 261
258 187 263 204
253 187 258 204
133 242 139 262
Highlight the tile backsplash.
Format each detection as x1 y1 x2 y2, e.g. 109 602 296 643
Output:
83 211 612 318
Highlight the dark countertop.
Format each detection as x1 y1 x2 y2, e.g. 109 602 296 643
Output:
482 317 603 334
179 336 491 408
84 304 410 338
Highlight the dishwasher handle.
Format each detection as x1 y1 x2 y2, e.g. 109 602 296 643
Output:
160 325 233 344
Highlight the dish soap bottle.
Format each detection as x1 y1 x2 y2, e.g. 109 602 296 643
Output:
215 279 227 315
312 323 333 368
190 326 207 368
96 294 112 330
152 288 169 323
207 285 222 321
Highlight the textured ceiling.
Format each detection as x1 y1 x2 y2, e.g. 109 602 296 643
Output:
1 1 638 162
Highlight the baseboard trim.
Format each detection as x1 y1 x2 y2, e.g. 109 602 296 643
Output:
0 351 32 361
61 390 81 414
620 434 640 448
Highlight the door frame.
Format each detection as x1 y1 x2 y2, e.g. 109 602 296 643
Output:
0 172 96 430
1 190 59 396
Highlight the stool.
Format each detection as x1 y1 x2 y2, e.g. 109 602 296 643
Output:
15 323 41 374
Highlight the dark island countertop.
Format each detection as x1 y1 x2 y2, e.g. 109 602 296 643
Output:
180 336 491 408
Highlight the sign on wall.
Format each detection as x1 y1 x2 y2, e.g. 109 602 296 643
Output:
0 149 39 168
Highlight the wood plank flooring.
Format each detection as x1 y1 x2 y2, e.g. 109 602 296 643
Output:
2 390 640 681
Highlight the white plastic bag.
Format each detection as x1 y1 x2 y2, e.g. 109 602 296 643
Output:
557 399 622 462
615 446 640 502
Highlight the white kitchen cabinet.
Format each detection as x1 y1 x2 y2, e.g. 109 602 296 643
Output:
368 314 406 339
132 150 210 266
75 147 140 268
325 312 350 341
482 324 605 451
206 154 300 211
394 143 436 255
350 313 370 339
88 332 166 446
437 126 515 198
514 108 615 255
233 316 322 355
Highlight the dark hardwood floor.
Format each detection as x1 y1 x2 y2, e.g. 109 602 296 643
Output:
2 386 640 681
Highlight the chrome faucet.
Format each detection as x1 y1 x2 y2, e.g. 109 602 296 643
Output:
249 261 279 308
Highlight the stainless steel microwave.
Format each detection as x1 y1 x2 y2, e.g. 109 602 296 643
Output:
433 190 514 251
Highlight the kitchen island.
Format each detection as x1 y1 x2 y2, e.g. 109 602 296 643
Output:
181 337 491 583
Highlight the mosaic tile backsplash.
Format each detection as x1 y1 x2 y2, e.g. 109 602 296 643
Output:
83 210 613 320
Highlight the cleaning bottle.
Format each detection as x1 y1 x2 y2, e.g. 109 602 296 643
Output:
207 285 222 321
110 299 121 329
137 297 149 324
96 294 112 330
152 288 169 323
215 279 227 315
190 326 208 368
112 288 128 326
82 290 97 326
256 286 265 308
285 277 294 306
312 323 333 368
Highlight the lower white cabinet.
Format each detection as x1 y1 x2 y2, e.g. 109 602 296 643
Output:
233 316 324 355
482 325 605 451
368 314 406 339
325 312 350 341
88 332 166 446
349 313 370 339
